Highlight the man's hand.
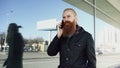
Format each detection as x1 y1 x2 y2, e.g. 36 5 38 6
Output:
57 22 63 38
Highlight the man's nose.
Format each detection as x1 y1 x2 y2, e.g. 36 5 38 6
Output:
64 18 69 22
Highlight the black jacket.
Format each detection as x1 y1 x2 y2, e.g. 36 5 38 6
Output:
3 23 25 68
47 26 96 68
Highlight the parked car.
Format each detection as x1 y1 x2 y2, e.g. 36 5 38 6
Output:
2 45 9 52
96 49 103 55
24 44 40 52
24 45 33 52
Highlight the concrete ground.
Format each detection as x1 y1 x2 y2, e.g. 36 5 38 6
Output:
0 52 120 68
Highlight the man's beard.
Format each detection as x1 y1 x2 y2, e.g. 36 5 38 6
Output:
62 20 76 37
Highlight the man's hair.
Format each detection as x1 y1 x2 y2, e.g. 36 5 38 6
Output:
63 8 77 16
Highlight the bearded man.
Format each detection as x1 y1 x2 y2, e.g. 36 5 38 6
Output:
47 8 96 68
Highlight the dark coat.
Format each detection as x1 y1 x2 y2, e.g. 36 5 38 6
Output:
3 23 25 68
47 26 96 68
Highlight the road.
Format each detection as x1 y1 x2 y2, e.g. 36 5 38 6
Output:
0 52 120 68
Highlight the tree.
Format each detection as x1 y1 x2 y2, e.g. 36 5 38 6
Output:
0 32 5 51
23 37 44 45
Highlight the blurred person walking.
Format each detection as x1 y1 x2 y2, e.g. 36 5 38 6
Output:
3 23 25 68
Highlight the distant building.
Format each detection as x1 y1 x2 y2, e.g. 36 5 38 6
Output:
96 25 120 53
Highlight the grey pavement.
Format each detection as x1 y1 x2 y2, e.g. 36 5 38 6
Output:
96 54 120 68
0 51 59 68
1 52 120 68
0 51 58 60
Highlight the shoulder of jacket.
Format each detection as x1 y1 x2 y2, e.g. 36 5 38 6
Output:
79 31 92 38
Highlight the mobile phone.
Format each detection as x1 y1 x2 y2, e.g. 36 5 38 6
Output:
60 20 64 28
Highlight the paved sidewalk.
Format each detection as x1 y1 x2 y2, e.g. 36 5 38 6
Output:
0 51 58 60
108 64 120 68
1 52 120 68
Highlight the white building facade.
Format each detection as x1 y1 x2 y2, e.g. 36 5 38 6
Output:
96 25 120 53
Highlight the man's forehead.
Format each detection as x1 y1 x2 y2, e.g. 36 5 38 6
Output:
63 10 74 16
64 10 74 14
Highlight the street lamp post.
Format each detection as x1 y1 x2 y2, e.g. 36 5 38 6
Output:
3 10 14 52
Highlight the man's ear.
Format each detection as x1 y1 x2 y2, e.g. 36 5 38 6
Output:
75 16 78 25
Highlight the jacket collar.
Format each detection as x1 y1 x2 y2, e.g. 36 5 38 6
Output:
75 25 85 35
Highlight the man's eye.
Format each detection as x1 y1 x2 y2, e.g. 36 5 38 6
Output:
63 17 65 19
67 15 70 18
